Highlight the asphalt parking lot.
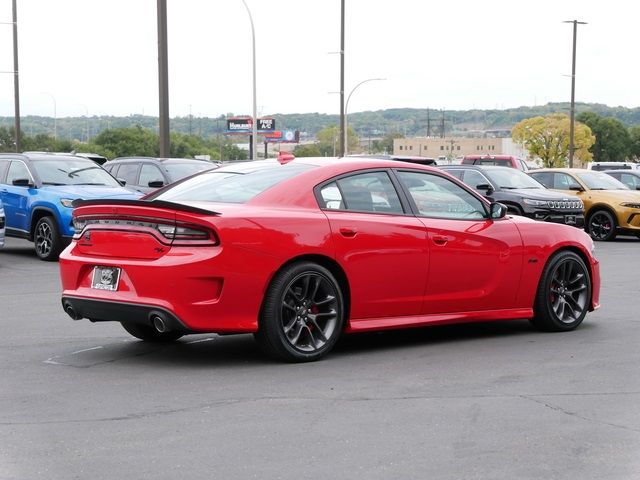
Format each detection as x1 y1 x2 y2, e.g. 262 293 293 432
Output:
1 236 639 480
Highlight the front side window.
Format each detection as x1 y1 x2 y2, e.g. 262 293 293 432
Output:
320 171 403 214
6 161 33 184
396 171 487 220
552 173 582 191
139 164 164 186
461 170 491 190
114 163 140 186
620 173 640 190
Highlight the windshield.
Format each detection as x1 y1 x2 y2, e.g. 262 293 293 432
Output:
32 160 121 186
152 163 315 203
575 171 629 190
164 162 215 182
488 169 545 189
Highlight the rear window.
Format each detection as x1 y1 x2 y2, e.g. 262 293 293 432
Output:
152 163 315 203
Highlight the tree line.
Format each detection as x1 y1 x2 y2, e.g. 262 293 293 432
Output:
0 125 247 160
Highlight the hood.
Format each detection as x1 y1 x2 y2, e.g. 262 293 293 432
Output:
43 184 142 200
589 189 640 202
508 189 576 201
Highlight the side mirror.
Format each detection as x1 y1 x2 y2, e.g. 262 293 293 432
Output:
475 183 494 195
569 185 584 192
635 186 640 190
148 180 165 188
12 178 33 188
490 202 507 219
117 178 127 186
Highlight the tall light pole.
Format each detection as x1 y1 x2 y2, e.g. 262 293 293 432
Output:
2 0 21 151
344 78 385 155
157 0 170 157
241 0 257 160
564 19 587 168
339 0 345 157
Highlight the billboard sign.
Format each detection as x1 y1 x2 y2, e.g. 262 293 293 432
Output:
226 117 252 133
264 130 299 143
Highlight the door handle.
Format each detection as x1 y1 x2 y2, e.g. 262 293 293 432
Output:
339 227 357 238
432 235 450 246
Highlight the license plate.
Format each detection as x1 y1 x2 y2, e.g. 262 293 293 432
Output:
91 266 121 291
565 215 577 225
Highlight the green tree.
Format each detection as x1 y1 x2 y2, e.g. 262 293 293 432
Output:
630 125 640 160
576 112 631 162
313 125 358 156
512 114 595 167
293 144 322 157
91 126 159 157
371 132 403 154
0 126 15 152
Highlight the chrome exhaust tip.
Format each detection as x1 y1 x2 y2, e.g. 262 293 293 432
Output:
150 314 168 333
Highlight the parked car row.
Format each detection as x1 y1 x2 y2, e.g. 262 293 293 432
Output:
0 153 218 260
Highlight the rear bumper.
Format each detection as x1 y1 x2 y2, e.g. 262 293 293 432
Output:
61 296 193 333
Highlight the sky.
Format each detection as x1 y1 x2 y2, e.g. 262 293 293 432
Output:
0 0 639 119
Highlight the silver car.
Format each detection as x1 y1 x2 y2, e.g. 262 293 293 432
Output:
0 198 5 248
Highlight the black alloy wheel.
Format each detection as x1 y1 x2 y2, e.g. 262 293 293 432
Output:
588 209 617 241
256 262 344 362
34 216 63 261
531 250 591 332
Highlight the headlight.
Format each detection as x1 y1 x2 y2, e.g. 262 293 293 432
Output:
620 202 640 209
60 198 76 208
523 198 549 207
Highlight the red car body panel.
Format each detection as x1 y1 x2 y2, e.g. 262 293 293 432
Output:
59 158 600 337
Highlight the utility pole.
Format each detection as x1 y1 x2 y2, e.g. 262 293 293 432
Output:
564 19 587 168
157 0 170 157
441 110 445 138
339 0 345 157
3 0 21 151
426 108 431 137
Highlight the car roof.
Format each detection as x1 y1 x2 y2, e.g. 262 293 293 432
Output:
602 169 640 174
530 168 590 173
440 165 519 172
110 157 211 164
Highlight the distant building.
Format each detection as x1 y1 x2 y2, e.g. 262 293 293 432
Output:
394 137 528 162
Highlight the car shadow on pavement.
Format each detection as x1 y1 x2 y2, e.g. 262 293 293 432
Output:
62 318 598 368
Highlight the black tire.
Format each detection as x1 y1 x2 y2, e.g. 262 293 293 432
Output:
121 322 183 342
587 209 617 241
255 262 345 362
34 216 63 261
531 251 591 332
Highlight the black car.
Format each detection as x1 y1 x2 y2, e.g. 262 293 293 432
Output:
440 165 585 227
602 169 640 190
103 157 217 194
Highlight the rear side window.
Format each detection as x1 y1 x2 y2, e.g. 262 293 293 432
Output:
529 172 552 187
320 171 403 214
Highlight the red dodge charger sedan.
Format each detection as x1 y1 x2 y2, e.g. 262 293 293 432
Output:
59 157 600 362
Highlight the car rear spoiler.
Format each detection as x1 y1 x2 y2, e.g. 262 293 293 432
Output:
72 198 221 216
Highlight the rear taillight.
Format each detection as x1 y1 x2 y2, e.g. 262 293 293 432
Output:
73 215 218 246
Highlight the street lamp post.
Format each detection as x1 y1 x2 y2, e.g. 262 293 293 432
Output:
1 0 21 151
241 0 258 160
564 19 587 168
344 78 385 156
157 0 170 157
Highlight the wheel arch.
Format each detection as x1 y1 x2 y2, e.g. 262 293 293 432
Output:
259 254 351 329
585 204 617 224
29 207 58 240
546 245 596 312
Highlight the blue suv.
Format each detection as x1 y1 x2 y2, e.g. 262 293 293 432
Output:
0 153 141 260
